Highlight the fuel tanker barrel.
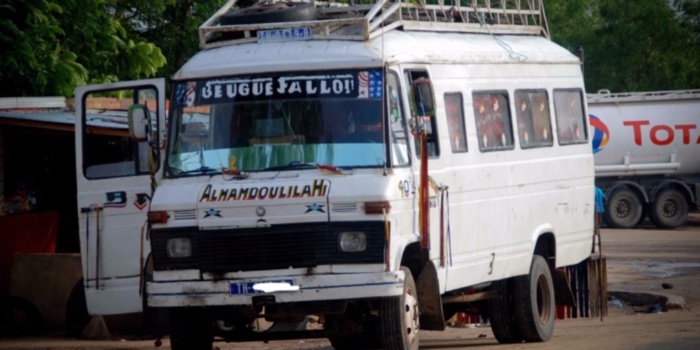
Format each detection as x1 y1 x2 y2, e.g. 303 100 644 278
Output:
588 89 700 229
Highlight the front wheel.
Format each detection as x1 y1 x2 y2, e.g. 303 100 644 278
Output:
513 255 555 342
380 267 419 350
168 308 213 350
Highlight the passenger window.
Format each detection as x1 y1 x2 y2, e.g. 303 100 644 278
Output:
472 91 514 151
404 70 439 158
444 93 467 153
515 90 553 149
554 89 587 145
387 72 410 166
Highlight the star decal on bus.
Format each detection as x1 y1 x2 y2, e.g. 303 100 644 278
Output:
204 208 222 218
305 203 325 213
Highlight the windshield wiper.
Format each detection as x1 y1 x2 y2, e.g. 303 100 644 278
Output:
170 165 220 176
263 161 317 172
264 161 353 175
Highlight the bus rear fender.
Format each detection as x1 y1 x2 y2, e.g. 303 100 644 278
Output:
532 229 576 307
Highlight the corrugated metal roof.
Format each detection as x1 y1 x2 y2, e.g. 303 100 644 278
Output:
0 109 127 131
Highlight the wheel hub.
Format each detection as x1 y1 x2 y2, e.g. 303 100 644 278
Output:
404 286 419 345
663 199 678 218
616 200 631 217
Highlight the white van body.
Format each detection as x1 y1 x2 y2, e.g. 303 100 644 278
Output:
75 1 595 348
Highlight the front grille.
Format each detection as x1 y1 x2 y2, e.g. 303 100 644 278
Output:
151 222 385 272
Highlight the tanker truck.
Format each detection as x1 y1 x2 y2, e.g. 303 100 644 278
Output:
588 89 700 229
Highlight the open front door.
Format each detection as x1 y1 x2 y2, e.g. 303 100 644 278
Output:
75 79 166 315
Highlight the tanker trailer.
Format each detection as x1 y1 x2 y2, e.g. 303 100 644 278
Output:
587 89 700 228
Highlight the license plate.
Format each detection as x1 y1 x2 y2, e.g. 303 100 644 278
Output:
230 280 294 295
257 27 312 43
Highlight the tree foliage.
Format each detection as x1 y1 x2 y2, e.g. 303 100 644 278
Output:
0 0 167 97
1 0 698 96
110 0 224 88
546 0 700 92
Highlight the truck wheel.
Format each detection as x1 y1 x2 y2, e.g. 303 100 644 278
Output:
168 308 213 350
326 316 375 350
513 255 555 342
380 267 419 350
65 279 90 337
649 188 689 229
220 2 317 25
604 188 643 228
1 295 44 337
488 279 523 343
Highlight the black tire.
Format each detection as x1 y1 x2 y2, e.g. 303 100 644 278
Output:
649 188 689 229
380 267 419 350
488 279 523 343
513 255 555 342
142 260 170 339
0 295 44 337
604 188 643 228
65 279 90 337
168 307 213 350
326 314 378 350
220 2 317 25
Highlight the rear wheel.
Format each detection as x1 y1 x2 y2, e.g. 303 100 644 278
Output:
488 279 522 343
604 188 643 228
380 267 419 350
649 188 689 229
168 308 213 350
513 255 555 342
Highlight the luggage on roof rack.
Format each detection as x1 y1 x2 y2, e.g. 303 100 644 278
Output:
199 0 549 49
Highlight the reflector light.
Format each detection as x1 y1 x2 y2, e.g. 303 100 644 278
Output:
364 201 391 214
148 211 170 224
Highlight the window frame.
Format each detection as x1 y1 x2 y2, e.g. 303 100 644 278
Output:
553 88 588 146
514 89 554 149
444 92 468 153
471 90 515 152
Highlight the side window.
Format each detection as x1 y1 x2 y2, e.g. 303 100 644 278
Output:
83 87 159 179
554 89 587 145
387 72 410 166
472 91 514 151
404 70 439 158
444 93 467 153
515 90 553 149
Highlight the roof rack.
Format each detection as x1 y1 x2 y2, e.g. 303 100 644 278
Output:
199 0 548 49
587 89 700 104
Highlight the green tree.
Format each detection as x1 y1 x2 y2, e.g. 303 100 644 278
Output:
546 0 700 92
109 0 225 87
0 0 166 97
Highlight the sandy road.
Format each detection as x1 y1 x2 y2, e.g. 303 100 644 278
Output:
2 213 699 349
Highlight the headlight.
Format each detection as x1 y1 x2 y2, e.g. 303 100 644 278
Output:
167 238 192 258
339 232 366 252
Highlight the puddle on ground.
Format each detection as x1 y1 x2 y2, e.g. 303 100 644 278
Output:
608 260 700 279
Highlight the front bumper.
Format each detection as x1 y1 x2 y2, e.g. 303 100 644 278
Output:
146 270 405 307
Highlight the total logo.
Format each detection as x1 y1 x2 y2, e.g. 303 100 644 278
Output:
589 115 609 154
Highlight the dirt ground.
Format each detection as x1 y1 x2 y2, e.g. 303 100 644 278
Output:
1 212 699 349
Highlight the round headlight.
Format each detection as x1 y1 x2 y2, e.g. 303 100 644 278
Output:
339 232 367 252
167 237 192 258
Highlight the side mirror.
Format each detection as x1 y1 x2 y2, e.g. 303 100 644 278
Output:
413 80 434 113
128 104 150 141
